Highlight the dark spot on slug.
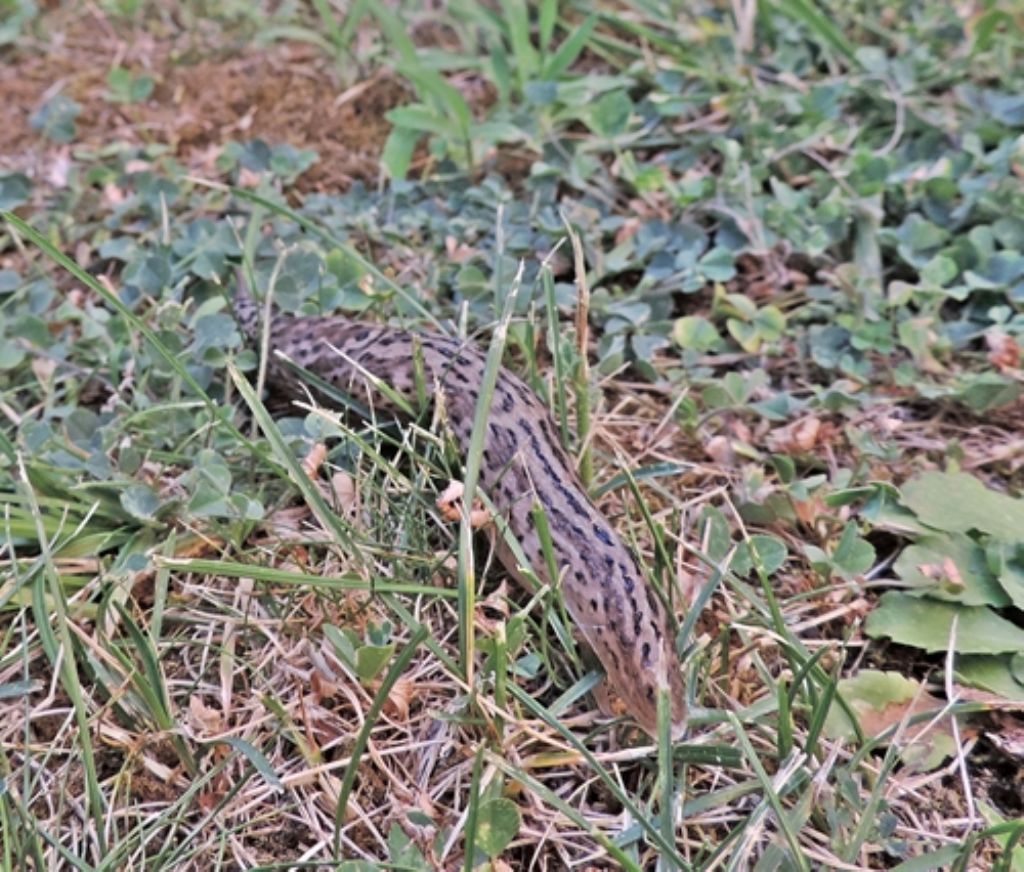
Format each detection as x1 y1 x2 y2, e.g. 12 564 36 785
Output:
512 381 533 403
645 586 661 619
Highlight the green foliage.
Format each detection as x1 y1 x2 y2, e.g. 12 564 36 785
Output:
0 172 32 210
866 471 1024 702
0 0 38 45
3 0 1023 868
732 534 788 577
105 67 155 103
805 523 876 582
29 93 81 143
823 671 959 772
474 798 521 861
325 621 398 683
217 138 319 184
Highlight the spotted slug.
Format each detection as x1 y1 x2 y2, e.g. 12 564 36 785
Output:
234 285 686 738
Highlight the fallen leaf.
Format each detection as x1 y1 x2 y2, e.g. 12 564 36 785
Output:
985 329 1021 372
237 167 263 188
384 676 414 722
47 149 72 187
189 695 224 735
31 355 57 388
436 479 490 528
705 435 733 465
102 182 128 206
825 670 959 771
766 416 822 453
445 235 478 263
329 471 359 517
614 216 642 245
301 442 328 479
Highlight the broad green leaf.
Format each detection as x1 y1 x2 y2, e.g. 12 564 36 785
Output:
588 90 633 138
268 143 318 183
356 643 396 683
953 373 1022 412
865 593 1024 654
754 305 786 339
29 94 80 143
831 523 875 579
119 484 162 522
324 624 358 668
672 315 723 352
895 533 1009 607
732 535 788 576
0 0 38 47
901 471 1024 542
387 824 429 869
824 670 957 772
895 213 949 266
325 247 367 287
920 254 958 287
106 67 155 103
698 247 737 282
476 797 521 859
0 343 25 369
954 655 1024 702
698 507 733 565
381 126 421 181
0 172 32 210
987 543 1024 610
726 318 760 352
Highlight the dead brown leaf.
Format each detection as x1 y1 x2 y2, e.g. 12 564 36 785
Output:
766 416 823 453
985 328 1021 372
188 695 225 736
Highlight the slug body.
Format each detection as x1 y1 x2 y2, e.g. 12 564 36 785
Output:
236 290 686 737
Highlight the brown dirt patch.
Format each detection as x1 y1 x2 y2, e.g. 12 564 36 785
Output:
0 6 405 191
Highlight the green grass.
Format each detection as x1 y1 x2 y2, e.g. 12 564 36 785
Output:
2 0 1024 868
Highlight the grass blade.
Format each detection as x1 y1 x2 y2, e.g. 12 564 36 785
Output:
332 625 430 856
